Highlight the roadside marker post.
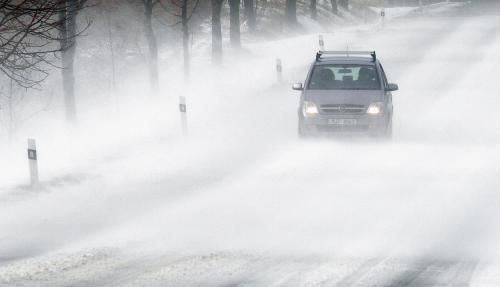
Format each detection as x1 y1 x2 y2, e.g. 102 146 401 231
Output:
381 8 386 28
276 58 283 83
179 96 188 135
27 138 39 187
319 35 325 51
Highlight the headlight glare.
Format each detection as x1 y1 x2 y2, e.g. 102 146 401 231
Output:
303 101 319 115
367 102 384 115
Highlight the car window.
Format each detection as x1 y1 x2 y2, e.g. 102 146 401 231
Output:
379 64 389 89
308 64 381 90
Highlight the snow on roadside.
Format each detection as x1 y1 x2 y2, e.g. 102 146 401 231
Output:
369 1 467 20
0 248 120 286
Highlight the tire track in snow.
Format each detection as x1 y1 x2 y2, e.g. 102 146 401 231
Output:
331 258 385 287
384 260 445 287
449 261 478 287
372 260 478 287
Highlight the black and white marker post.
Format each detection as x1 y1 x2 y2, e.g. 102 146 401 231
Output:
276 58 283 83
27 138 39 187
179 96 188 135
319 35 325 51
381 7 386 28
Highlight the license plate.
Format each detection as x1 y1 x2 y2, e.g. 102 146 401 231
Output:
328 119 357 125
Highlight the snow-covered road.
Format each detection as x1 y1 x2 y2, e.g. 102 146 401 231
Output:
2 2 500 286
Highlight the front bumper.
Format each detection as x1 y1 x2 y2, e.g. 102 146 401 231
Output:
300 114 387 136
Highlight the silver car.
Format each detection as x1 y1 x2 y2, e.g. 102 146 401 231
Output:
293 51 398 138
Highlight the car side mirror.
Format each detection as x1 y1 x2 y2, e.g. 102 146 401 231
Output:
387 83 399 92
292 83 303 91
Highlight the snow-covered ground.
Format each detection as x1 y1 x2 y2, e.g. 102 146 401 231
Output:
370 1 468 21
2 1 500 286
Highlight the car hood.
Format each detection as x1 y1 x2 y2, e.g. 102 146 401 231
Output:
304 90 384 105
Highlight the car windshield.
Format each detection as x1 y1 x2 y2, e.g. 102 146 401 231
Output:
308 64 381 90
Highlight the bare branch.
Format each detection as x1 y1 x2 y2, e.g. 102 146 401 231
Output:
0 0 90 88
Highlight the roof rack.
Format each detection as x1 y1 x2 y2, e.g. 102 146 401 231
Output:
315 51 377 62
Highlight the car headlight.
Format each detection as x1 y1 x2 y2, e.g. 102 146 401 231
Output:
303 101 319 116
367 102 384 115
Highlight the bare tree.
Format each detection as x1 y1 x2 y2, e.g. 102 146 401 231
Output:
59 0 88 123
0 0 89 123
163 0 200 79
339 0 348 10
228 0 240 47
243 0 256 32
103 3 117 97
142 0 160 96
331 0 338 14
0 78 16 140
310 0 317 19
211 0 223 63
286 0 297 24
180 0 199 78
0 0 68 88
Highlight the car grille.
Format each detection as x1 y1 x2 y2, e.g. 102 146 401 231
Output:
320 104 366 114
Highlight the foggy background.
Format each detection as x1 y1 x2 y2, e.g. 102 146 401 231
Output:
1 0 500 286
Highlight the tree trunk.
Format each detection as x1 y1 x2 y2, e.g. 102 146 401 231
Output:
182 0 190 79
339 0 348 10
310 0 317 19
211 0 223 63
286 0 297 24
330 0 338 14
8 79 13 141
244 0 256 31
144 0 159 96
229 0 241 48
105 9 116 97
59 0 78 123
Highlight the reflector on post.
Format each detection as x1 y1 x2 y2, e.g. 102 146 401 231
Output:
27 138 39 187
179 96 188 135
179 96 187 113
276 58 283 83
